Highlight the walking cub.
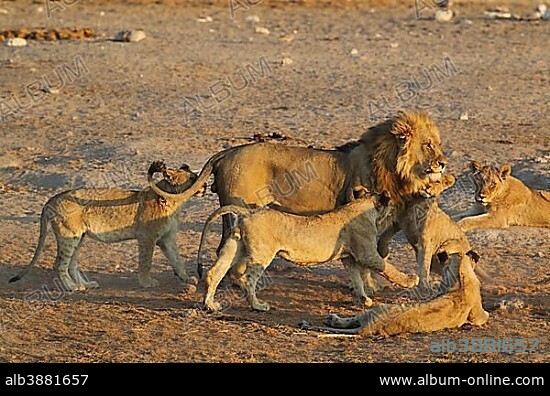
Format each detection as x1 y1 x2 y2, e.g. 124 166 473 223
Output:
10 161 204 291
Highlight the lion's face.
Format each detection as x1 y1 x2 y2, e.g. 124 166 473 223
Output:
420 175 455 198
469 161 511 205
392 112 448 185
163 165 205 195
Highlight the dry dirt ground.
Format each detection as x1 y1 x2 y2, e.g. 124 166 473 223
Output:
0 0 548 362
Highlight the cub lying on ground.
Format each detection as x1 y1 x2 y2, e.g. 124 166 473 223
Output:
457 161 550 231
377 175 489 288
10 161 204 291
300 250 489 336
198 188 419 312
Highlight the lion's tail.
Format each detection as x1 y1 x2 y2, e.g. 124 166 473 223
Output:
9 203 51 283
148 146 241 204
197 205 253 279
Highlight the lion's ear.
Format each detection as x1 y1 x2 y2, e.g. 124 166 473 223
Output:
179 163 191 171
352 185 370 200
442 175 456 189
499 165 511 180
469 161 482 171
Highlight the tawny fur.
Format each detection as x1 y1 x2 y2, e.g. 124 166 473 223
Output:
9 161 204 291
377 175 489 287
198 190 419 312
458 161 550 231
152 111 447 293
302 251 489 336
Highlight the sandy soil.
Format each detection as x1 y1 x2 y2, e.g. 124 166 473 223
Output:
0 0 548 362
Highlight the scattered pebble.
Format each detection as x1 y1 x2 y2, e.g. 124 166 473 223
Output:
0 8 8 14
389 42 399 48
350 48 359 57
42 86 60 94
533 4 547 18
485 8 512 19
113 30 146 43
100 11 105 16
255 26 270 35
536 251 544 258
534 157 548 164
281 57 293 65
435 9 454 22
196 16 213 23
4 37 27 47
245 15 260 23
459 112 469 121
279 34 294 43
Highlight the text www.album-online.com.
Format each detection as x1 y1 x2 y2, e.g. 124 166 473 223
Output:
379 374 544 386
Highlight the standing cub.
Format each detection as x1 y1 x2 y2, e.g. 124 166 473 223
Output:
10 161 203 291
458 161 550 231
198 188 419 312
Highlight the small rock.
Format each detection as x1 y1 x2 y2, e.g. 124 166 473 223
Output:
100 11 105 16
485 9 512 19
281 57 293 66
536 4 547 14
113 30 146 43
255 26 270 35
534 157 548 164
4 38 27 47
0 8 8 14
42 87 60 94
462 19 473 25
245 15 260 23
389 42 399 48
537 251 544 258
544 10 550 20
435 9 454 22
350 48 359 57
459 112 469 121
196 16 213 23
279 34 294 43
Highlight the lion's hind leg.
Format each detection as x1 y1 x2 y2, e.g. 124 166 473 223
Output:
54 235 82 292
243 261 272 312
68 235 99 290
203 236 242 311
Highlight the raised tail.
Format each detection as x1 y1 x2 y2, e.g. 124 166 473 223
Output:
148 146 242 204
197 205 253 279
9 205 50 283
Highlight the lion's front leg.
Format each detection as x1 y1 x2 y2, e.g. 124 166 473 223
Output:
458 212 508 231
451 204 486 221
343 257 373 307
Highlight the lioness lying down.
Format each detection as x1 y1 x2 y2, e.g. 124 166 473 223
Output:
198 188 419 312
10 161 204 291
457 161 550 231
300 250 489 336
377 175 489 288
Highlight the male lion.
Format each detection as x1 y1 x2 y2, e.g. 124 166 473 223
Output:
150 111 448 292
9 161 204 291
300 250 489 336
198 188 419 312
457 161 550 231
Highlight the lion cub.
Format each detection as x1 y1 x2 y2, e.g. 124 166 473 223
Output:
377 175 480 289
198 188 419 312
457 161 550 231
10 161 204 292
301 250 489 336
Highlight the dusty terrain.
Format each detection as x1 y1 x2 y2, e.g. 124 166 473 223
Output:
0 0 548 362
